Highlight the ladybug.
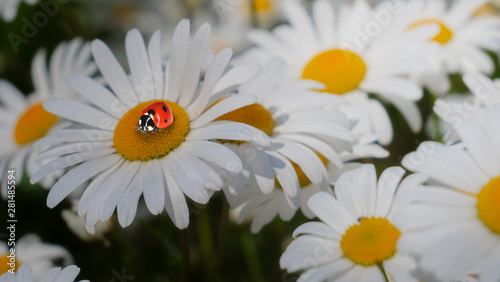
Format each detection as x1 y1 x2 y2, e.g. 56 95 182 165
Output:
137 102 174 134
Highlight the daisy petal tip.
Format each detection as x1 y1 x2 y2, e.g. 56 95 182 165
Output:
225 159 243 173
252 131 272 147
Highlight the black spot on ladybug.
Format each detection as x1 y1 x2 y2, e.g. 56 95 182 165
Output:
162 106 167 112
164 119 168 123
148 109 155 116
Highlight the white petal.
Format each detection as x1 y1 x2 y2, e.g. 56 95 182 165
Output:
308 192 353 233
117 167 143 227
0 80 27 112
54 265 80 282
47 154 122 208
190 94 256 128
187 121 271 146
246 146 275 194
292 222 340 239
91 39 137 107
98 161 140 222
211 64 261 99
179 23 211 107
67 75 126 118
163 152 210 204
142 159 166 215
126 29 155 102
280 235 342 273
186 48 232 117
180 140 242 173
165 19 190 102
160 160 189 229
30 148 115 184
266 150 300 207
374 166 405 218
273 138 327 185
480 243 500 282
361 78 423 101
44 99 118 130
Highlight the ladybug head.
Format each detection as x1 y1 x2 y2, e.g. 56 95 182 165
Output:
137 114 157 133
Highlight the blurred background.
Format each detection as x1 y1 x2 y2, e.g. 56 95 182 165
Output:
1 0 500 281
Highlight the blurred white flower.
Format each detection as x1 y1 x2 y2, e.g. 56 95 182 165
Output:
31 21 270 231
401 100 500 280
224 59 388 232
401 0 500 95
240 0 438 145
0 0 37 22
0 264 88 282
433 74 500 143
0 38 96 197
281 164 418 282
0 234 72 279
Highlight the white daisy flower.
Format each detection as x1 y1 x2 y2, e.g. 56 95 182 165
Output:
400 0 500 95
215 59 363 232
0 234 72 279
0 0 37 22
192 7 251 54
30 21 270 231
433 73 500 144
0 38 96 197
0 264 88 282
280 164 418 282
241 0 438 144
400 94 500 281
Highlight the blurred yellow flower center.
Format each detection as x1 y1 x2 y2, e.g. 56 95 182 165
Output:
473 3 497 17
253 0 271 11
408 19 453 45
0 254 20 274
276 154 328 188
340 217 401 266
14 103 58 146
302 49 366 95
477 176 500 234
214 102 274 144
113 100 189 161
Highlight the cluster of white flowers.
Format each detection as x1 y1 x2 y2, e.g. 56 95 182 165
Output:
1 0 500 281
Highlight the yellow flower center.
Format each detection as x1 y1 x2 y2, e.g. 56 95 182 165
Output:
408 19 453 45
253 0 271 11
473 3 497 17
0 254 20 274
340 217 401 266
302 49 366 95
14 102 58 146
214 102 274 144
477 176 500 235
113 100 190 162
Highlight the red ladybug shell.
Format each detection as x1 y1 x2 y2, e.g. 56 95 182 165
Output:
141 102 174 129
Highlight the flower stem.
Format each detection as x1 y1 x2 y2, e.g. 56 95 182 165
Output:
180 228 190 282
209 198 230 282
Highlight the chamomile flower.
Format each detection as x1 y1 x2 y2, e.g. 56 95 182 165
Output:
0 234 72 279
432 74 500 143
242 0 438 144
0 38 96 198
0 0 37 22
0 264 88 282
217 59 360 232
30 21 270 231
401 0 500 95
280 164 418 282
401 99 500 281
